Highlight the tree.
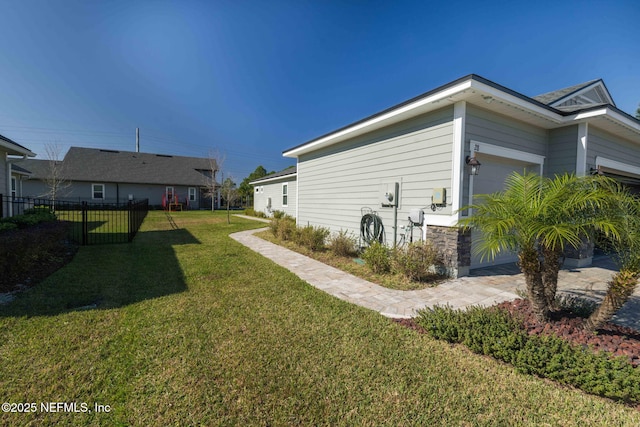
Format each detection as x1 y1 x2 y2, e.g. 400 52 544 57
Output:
202 151 220 212
220 177 239 224
461 172 621 322
238 165 269 207
42 142 69 205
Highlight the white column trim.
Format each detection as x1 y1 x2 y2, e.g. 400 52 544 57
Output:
451 101 466 221
576 122 588 176
295 160 300 222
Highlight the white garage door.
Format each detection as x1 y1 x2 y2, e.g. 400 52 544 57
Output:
470 153 539 269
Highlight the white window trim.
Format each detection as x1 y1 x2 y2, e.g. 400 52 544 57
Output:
92 183 105 200
596 156 640 177
188 187 196 201
282 183 288 207
11 176 17 198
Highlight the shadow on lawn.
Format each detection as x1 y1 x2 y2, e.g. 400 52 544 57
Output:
0 228 201 318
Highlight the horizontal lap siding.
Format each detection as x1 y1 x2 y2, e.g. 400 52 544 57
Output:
547 126 578 177
463 105 548 208
257 177 297 217
588 127 640 168
297 107 454 243
465 105 548 156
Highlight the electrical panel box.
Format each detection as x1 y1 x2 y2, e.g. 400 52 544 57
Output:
409 208 424 226
432 188 445 205
380 182 399 207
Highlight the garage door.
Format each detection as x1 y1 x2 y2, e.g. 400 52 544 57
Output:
470 153 539 269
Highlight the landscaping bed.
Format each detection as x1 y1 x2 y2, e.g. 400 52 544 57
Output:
0 220 77 294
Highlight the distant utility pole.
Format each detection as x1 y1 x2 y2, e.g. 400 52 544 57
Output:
136 128 140 152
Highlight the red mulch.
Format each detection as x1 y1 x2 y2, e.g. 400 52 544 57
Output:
394 299 640 367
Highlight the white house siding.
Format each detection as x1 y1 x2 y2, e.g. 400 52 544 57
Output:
0 151 6 217
547 126 578 177
588 127 640 170
253 176 297 217
462 105 549 212
297 107 454 245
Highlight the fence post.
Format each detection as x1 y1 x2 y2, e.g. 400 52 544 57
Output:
82 201 88 245
128 200 133 242
0 194 3 218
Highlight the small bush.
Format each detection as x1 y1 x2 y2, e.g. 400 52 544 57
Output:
392 241 441 281
0 222 18 233
2 209 57 229
362 241 391 274
416 305 640 404
244 208 257 216
269 217 297 241
328 230 358 257
272 210 286 219
294 225 330 252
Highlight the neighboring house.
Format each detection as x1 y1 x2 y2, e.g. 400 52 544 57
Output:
250 166 297 217
0 133 35 217
15 147 217 209
281 74 640 277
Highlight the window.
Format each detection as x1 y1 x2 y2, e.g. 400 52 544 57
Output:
11 177 17 198
189 187 196 202
282 183 288 207
92 184 105 200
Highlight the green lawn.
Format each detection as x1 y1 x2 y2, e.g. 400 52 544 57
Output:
1 211 639 425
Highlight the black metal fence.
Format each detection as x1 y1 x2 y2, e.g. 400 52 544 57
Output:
0 195 149 245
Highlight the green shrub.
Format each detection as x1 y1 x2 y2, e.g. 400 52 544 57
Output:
0 222 18 233
392 241 441 281
269 217 297 241
362 241 391 274
272 210 286 219
415 305 640 404
255 211 267 218
294 225 330 252
244 208 257 216
328 230 358 257
2 209 57 229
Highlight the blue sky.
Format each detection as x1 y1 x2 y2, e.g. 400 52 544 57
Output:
0 0 638 181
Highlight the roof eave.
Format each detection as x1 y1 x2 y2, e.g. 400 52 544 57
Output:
0 139 36 157
250 172 297 185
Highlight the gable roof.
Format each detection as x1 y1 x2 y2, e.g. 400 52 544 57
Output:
10 163 32 176
250 166 297 185
0 133 35 157
533 79 615 111
16 147 216 187
284 74 640 158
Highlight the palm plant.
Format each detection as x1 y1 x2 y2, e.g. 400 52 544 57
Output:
584 186 640 332
461 172 621 322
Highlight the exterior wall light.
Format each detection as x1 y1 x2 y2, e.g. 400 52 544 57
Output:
466 155 481 176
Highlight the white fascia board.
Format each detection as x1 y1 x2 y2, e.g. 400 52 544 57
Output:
469 81 565 124
596 157 640 177
250 173 297 186
283 80 474 158
566 107 640 135
566 108 609 121
0 140 35 157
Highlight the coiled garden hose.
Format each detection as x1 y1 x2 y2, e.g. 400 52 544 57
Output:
360 213 385 245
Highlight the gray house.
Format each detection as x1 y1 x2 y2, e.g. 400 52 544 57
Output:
281 74 640 277
16 147 217 209
1 133 35 217
250 166 297 217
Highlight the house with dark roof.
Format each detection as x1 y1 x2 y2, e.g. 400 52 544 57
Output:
280 74 640 277
1 133 35 217
15 147 217 209
250 166 297 217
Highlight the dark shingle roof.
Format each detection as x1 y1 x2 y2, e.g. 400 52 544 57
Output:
250 166 296 184
10 163 32 175
16 147 216 186
533 79 604 106
0 133 35 156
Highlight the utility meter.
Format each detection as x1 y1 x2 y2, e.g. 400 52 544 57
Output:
409 208 424 226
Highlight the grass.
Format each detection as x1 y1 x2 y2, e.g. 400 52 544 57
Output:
1 211 639 425
256 229 445 290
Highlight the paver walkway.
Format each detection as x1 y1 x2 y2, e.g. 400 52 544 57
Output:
231 225 640 331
